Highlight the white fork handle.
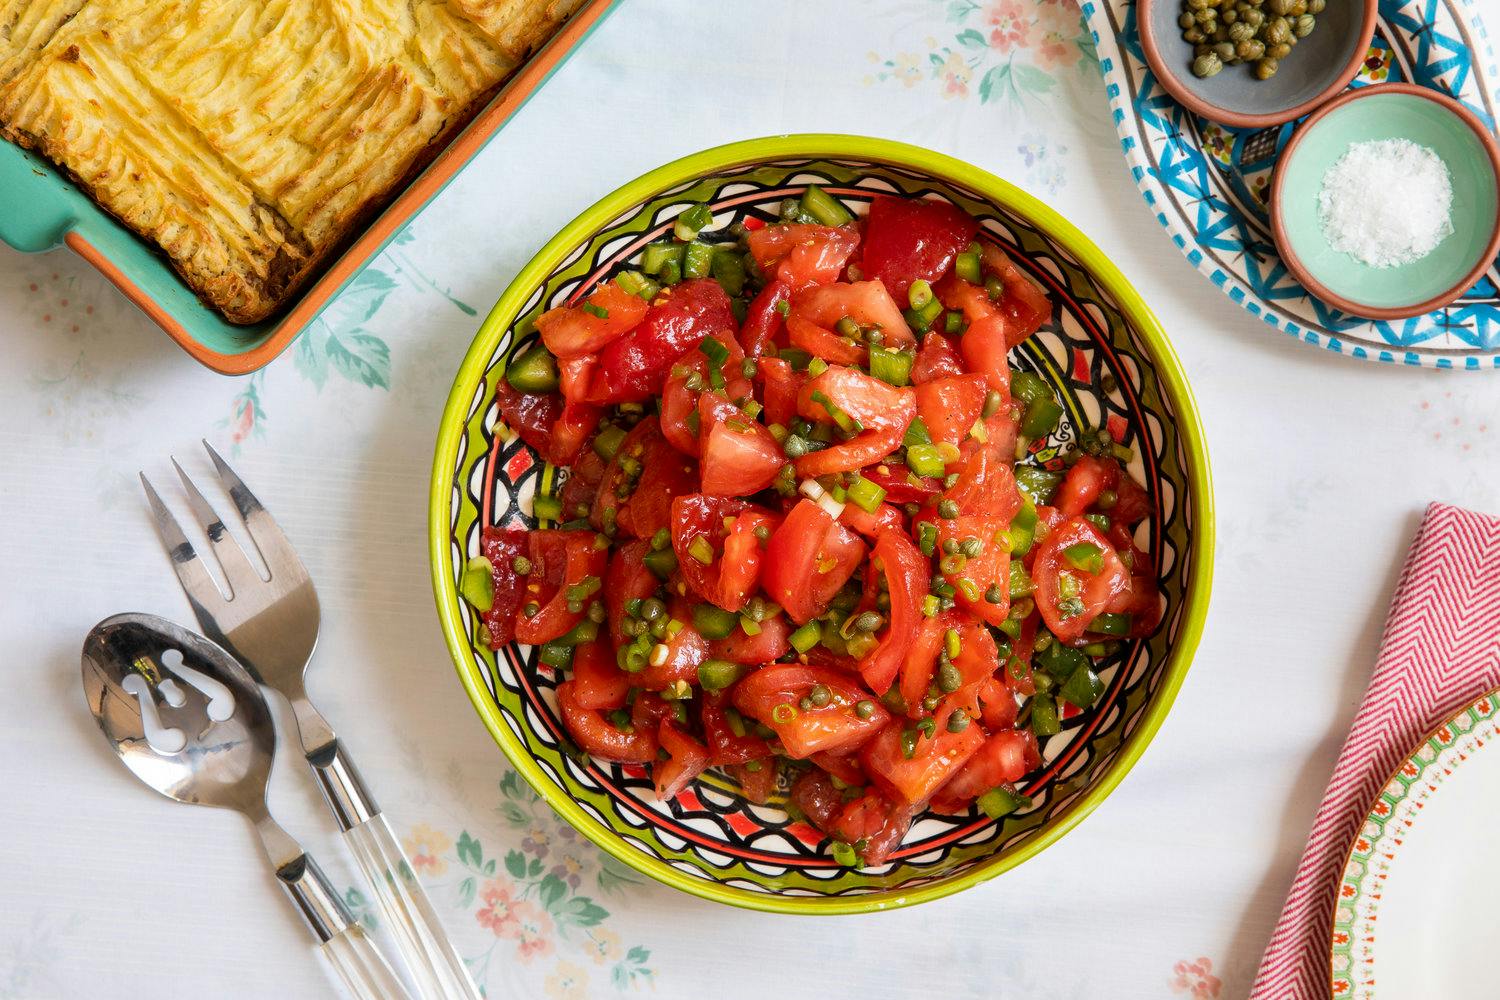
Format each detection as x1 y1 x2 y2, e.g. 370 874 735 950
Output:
322 923 414 1000
342 814 483 1000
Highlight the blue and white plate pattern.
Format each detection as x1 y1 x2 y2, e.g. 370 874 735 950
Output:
1084 0 1500 368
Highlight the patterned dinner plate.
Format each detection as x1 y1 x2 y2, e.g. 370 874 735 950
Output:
1329 690 1500 996
429 135 1214 913
1084 0 1500 368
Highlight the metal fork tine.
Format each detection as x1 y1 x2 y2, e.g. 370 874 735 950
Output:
139 473 228 608
201 440 307 580
172 457 264 595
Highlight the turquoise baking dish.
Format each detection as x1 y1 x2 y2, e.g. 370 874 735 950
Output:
0 0 619 375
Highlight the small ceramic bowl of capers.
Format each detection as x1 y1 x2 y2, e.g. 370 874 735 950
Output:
1137 0 1377 127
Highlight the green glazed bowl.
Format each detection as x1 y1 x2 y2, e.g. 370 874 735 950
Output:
1271 83 1500 321
429 135 1214 914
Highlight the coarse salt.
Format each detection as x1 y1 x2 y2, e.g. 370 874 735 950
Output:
1316 138 1454 269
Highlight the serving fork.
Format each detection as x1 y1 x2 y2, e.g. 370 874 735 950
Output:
141 442 482 1000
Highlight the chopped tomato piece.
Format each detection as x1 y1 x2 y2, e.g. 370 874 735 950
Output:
899 610 956 714
839 499 905 541
740 280 792 357
944 429 1023 519
863 462 941 504
914 374 988 448
478 527 529 647
557 680 657 764
861 195 980 303
710 616 791 664
760 500 866 624
733 665 889 758
979 242 1051 342
930 729 1039 813
654 722 710 800
786 315 866 368
591 417 699 540
635 602 710 691
860 705 985 806
670 495 778 613
727 760 779 803
700 416 784 495
494 383 568 466
789 768 846 832
1056 455 1119 518
790 281 915 347
537 281 649 358
604 539 657 648
911 332 966 383
856 529 930 694
755 355 806 428
793 366 916 477
701 693 772 765
659 331 750 457
1032 517 1130 644
558 446 606 521
585 280 737 404
747 223 860 290
514 531 608 645
569 641 630 711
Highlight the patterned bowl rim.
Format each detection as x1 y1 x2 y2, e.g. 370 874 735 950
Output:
1327 686 1500 996
428 134 1217 914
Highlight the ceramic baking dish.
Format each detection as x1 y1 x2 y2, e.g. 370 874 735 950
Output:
0 0 618 375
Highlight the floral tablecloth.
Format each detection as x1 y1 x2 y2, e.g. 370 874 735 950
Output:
4 1 1497 997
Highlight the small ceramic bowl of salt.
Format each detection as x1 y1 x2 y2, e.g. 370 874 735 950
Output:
1271 82 1500 320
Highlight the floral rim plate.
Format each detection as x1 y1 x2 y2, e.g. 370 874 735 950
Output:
1083 0 1500 368
1330 689 1500 996
429 134 1215 914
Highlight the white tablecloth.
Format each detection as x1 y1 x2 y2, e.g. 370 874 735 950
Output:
5 2 1496 997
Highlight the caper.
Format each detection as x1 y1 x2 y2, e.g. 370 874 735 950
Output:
1307 0 1324 12
1211 21 1229 40
1222 7 1238 22
1293 13 1315 35
1235 37 1264 59
1253 56 1278 79
1214 41 1237 61
1192 51 1223 77
1228 20 1255 40
1241 7 1264 25
1195 8 1217 23
1193 42 1212 55
1289 0 1307 15
1264 16 1290 43
1266 0 1290 14
1268 41 1291 57
1184 26 1205 41
1178 11 1196 27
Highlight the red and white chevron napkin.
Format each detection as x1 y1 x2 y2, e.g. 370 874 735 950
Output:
1251 502 1500 998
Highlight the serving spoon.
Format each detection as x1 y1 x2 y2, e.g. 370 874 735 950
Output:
80 612 412 1000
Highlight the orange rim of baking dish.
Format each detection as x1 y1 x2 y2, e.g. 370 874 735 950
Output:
64 0 617 376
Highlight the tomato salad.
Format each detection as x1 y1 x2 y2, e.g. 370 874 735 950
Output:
460 188 1160 868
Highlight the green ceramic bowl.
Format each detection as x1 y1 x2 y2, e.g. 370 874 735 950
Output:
429 135 1214 914
1271 83 1500 320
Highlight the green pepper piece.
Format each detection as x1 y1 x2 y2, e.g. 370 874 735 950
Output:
505 342 560 393
459 557 495 611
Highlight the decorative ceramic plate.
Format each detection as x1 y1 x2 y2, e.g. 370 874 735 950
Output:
429 135 1215 914
1083 0 1500 368
1330 690 1500 996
